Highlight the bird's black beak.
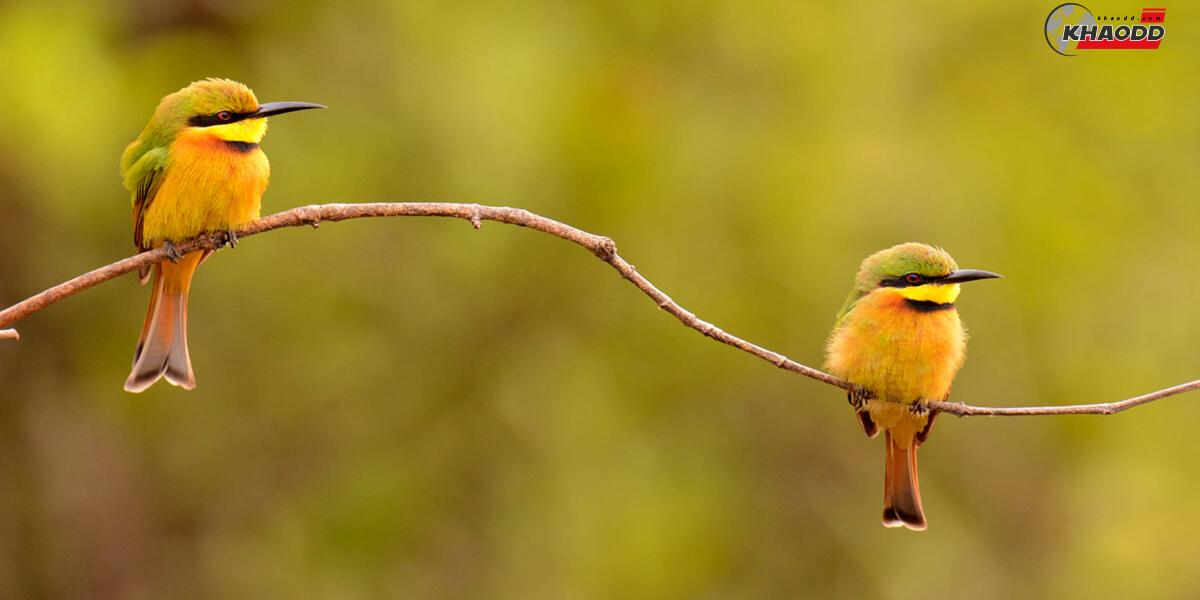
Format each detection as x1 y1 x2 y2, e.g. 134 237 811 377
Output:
941 269 1003 284
251 101 327 118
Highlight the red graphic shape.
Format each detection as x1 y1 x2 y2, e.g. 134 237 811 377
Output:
1076 39 1162 49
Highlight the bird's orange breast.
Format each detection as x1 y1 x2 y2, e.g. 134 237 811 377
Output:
139 128 271 245
825 288 967 405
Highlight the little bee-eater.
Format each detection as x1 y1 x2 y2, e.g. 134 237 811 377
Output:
121 78 323 392
824 243 1000 530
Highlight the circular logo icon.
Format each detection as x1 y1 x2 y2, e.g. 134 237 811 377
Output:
1045 3 1096 56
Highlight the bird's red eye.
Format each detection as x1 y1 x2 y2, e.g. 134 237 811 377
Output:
217 111 232 121
904 273 922 285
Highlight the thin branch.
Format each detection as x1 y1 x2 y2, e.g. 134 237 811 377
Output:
0 202 1194 417
0 203 848 388
929 378 1200 416
0 329 17 340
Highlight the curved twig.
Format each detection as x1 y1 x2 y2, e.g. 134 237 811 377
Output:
929 378 1200 416
0 202 1194 417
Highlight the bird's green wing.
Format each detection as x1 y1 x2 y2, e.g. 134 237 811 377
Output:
833 287 866 329
122 144 168 283
123 145 168 252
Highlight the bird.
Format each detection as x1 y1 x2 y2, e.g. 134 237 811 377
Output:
121 78 324 392
824 243 1000 530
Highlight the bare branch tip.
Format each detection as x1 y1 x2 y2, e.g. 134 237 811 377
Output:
0 329 18 340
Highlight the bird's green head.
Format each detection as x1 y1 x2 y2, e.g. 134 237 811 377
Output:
835 242 1001 322
136 78 325 147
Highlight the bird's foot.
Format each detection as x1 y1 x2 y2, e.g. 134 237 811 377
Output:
848 385 874 410
909 400 932 416
163 241 184 263
847 386 880 439
214 229 239 249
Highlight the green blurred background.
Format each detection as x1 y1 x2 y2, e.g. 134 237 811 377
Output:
1 0 1198 598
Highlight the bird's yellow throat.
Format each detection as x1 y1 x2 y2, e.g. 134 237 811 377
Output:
895 283 961 305
204 118 268 144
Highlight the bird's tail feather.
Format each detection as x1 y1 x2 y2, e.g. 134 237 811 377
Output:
125 252 200 392
882 430 926 531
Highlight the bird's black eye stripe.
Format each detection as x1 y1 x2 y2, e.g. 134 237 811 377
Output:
881 273 944 288
188 111 253 127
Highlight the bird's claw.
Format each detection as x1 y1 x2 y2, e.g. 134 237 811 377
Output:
214 230 238 249
849 385 874 410
909 400 932 416
163 241 184 263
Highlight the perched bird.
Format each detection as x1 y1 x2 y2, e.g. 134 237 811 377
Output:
121 78 324 392
824 243 1000 530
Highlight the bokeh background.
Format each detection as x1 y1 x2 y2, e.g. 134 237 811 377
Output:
1 0 1198 598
